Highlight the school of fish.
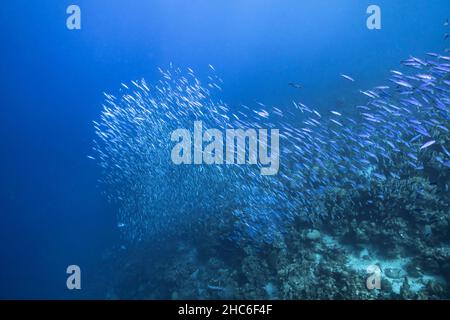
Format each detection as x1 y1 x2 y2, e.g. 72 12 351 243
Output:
92 50 449 246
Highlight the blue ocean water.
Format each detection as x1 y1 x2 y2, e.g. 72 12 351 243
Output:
0 0 448 299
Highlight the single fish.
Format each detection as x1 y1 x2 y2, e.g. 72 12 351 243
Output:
289 82 302 89
340 74 355 82
420 140 436 150
330 111 342 116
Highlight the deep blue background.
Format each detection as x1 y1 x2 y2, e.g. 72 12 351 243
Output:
0 0 448 299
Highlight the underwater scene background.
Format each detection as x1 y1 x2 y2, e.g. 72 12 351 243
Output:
0 0 449 299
